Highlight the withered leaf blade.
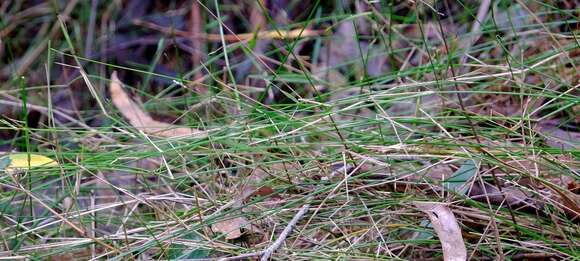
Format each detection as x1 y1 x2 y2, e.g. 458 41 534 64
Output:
414 202 467 261
109 71 207 138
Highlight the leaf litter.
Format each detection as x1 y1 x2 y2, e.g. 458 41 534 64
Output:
211 216 250 240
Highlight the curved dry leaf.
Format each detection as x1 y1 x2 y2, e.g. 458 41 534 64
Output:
109 71 207 138
414 202 467 261
541 181 580 221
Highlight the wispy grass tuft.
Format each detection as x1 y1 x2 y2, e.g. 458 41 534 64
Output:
0 1 578 260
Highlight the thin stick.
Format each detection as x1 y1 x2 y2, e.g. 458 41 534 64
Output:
261 204 310 261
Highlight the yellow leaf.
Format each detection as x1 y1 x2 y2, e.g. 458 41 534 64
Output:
1 153 58 171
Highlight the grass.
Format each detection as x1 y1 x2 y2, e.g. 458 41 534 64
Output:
0 1 579 260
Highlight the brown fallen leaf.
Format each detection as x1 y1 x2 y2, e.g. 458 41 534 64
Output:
469 182 544 212
109 71 207 138
211 216 249 240
537 120 580 150
414 202 467 261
